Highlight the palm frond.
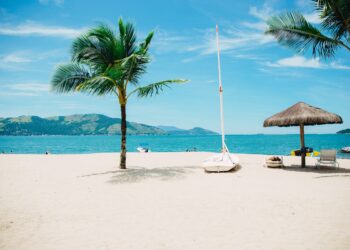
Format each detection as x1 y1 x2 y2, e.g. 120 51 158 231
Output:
51 63 92 93
139 31 154 52
129 79 187 98
266 12 341 58
71 24 120 68
76 75 117 96
118 18 137 57
121 53 150 85
118 18 125 40
313 0 350 40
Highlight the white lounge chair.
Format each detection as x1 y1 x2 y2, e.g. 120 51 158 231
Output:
315 150 339 169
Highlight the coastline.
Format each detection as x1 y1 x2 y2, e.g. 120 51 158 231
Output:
1 152 350 250
1 134 349 158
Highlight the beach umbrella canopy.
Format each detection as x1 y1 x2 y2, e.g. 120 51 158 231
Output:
263 102 342 167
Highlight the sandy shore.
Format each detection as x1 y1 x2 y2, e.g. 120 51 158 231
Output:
1 152 350 250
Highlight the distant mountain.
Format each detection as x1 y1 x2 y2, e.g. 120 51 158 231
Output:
157 125 184 132
337 129 350 134
158 125 218 135
0 114 217 136
0 114 166 136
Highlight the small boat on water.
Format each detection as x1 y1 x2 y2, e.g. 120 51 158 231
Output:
341 147 350 153
291 147 319 157
137 144 150 153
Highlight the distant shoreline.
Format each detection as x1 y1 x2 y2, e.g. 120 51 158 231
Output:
1 134 349 158
0 133 347 136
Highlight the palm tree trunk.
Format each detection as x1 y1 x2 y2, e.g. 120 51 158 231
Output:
120 104 127 169
300 124 305 168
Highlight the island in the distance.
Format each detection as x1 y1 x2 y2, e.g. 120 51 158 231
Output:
0 114 218 136
337 129 350 134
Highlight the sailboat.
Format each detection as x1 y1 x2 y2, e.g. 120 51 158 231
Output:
203 25 240 173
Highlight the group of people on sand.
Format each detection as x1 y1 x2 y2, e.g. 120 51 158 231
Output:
1 150 13 154
1 150 50 154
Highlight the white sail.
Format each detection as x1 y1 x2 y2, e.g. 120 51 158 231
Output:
203 25 239 173
216 24 226 152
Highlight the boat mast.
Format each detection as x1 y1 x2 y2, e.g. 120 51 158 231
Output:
216 25 226 152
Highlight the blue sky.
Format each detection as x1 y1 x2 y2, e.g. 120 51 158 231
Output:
0 0 349 134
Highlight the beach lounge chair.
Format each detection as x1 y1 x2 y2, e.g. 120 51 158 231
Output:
265 156 283 168
315 150 339 169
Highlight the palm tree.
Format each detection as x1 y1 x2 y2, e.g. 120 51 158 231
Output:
266 0 350 59
51 18 186 169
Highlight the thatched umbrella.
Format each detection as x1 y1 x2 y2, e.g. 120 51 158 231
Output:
263 102 342 167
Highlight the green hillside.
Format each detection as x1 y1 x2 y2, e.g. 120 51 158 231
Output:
0 114 217 136
337 129 350 134
0 114 166 135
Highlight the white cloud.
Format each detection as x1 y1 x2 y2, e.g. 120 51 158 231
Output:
187 26 274 55
0 83 50 96
267 56 323 68
0 50 67 71
1 54 32 63
0 52 32 71
0 91 38 97
241 21 267 31
266 55 350 70
234 54 265 60
0 21 84 38
186 4 277 56
10 83 50 92
151 30 188 54
329 62 350 70
249 5 274 21
303 12 322 24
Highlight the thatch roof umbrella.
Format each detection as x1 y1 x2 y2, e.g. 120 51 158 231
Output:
263 102 342 167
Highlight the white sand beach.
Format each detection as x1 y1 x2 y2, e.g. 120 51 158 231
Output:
1 152 350 250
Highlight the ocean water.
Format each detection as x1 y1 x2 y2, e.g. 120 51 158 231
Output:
0 134 349 158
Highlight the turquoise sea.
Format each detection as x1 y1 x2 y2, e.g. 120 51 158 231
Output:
0 134 349 158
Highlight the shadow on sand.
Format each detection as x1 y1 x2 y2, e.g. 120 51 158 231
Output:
79 166 199 184
282 165 350 178
108 166 200 184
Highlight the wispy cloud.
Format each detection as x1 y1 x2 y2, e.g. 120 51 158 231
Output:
187 26 274 56
303 12 322 24
0 54 32 63
267 56 322 68
0 21 85 38
295 0 322 24
0 50 67 71
0 52 32 71
38 0 64 7
10 83 50 92
329 62 350 70
249 5 274 21
151 30 188 54
266 55 350 70
186 5 276 56
0 82 50 96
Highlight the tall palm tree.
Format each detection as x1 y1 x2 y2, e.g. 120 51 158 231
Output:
266 0 350 59
51 18 186 169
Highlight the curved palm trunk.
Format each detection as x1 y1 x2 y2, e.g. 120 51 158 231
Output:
120 104 127 169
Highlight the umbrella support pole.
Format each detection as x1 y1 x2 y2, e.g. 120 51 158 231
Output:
300 124 306 168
